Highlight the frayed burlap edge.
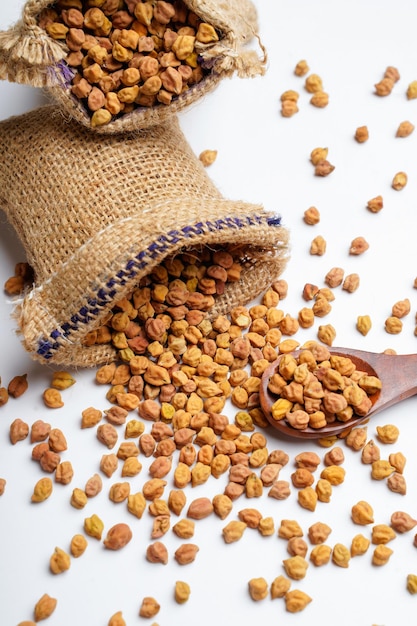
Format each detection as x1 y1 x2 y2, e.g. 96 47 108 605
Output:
13 204 289 368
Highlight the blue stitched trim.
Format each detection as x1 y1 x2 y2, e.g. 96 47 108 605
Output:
35 213 282 360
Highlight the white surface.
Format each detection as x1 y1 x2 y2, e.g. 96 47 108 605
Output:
1 1 417 625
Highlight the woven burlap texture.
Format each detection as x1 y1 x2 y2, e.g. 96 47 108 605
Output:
0 0 266 134
0 105 289 368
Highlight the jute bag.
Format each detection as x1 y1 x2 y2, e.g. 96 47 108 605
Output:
0 0 266 134
0 105 289 367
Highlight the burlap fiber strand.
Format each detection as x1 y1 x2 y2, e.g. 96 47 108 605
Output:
0 0 266 134
0 105 289 368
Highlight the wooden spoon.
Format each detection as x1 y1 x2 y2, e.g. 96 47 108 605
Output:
259 347 417 439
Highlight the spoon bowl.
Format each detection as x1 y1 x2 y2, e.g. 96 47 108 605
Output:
259 347 417 438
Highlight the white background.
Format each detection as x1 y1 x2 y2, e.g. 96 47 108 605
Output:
1 1 417 625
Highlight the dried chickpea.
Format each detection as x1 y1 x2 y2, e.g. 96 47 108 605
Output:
281 100 298 117
9 418 29 444
174 543 199 565
310 544 332 566
212 493 233 520
375 77 394 96
361 440 381 464
259 517 275 537
391 511 417 533
175 581 191 604
310 91 329 107
84 513 104 540
283 555 309 580
376 424 399 443
351 500 374 525
407 574 417 594
43 387 64 408
371 459 396 480
222 520 247 543
343 273 360 293
8 373 29 397
310 235 326 256
139 597 160 619
108 612 126 626
31 477 53 503
396 121 414 137
270 575 291 599
308 522 332 545
354 125 369 143
392 171 408 190
389 451 406 474
199 150 217 167
356 315 372 336
278 519 303 539
349 236 369 255
284 589 312 613
367 195 383 213
320 465 345 485
287 537 308 557
314 159 335 176
350 533 371 557
71 488 88 509
305 73 323 93
372 544 393 566
50 546 71 574
387 472 407 495
303 206 320 226
70 534 88 558
332 543 351 568
298 486 317 511
248 577 269 601
280 89 299 103
371 524 396 544
315 478 332 503
34 594 57 622
294 59 309 76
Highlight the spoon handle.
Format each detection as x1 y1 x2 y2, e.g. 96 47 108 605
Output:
332 348 417 415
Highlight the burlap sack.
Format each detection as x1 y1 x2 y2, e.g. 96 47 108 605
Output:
0 105 289 367
0 0 266 134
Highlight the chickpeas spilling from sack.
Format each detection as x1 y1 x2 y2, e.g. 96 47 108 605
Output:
38 0 220 126
267 345 382 431
83 244 243 359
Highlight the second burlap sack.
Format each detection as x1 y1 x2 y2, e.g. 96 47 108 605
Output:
0 104 289 367
0 0 266 134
